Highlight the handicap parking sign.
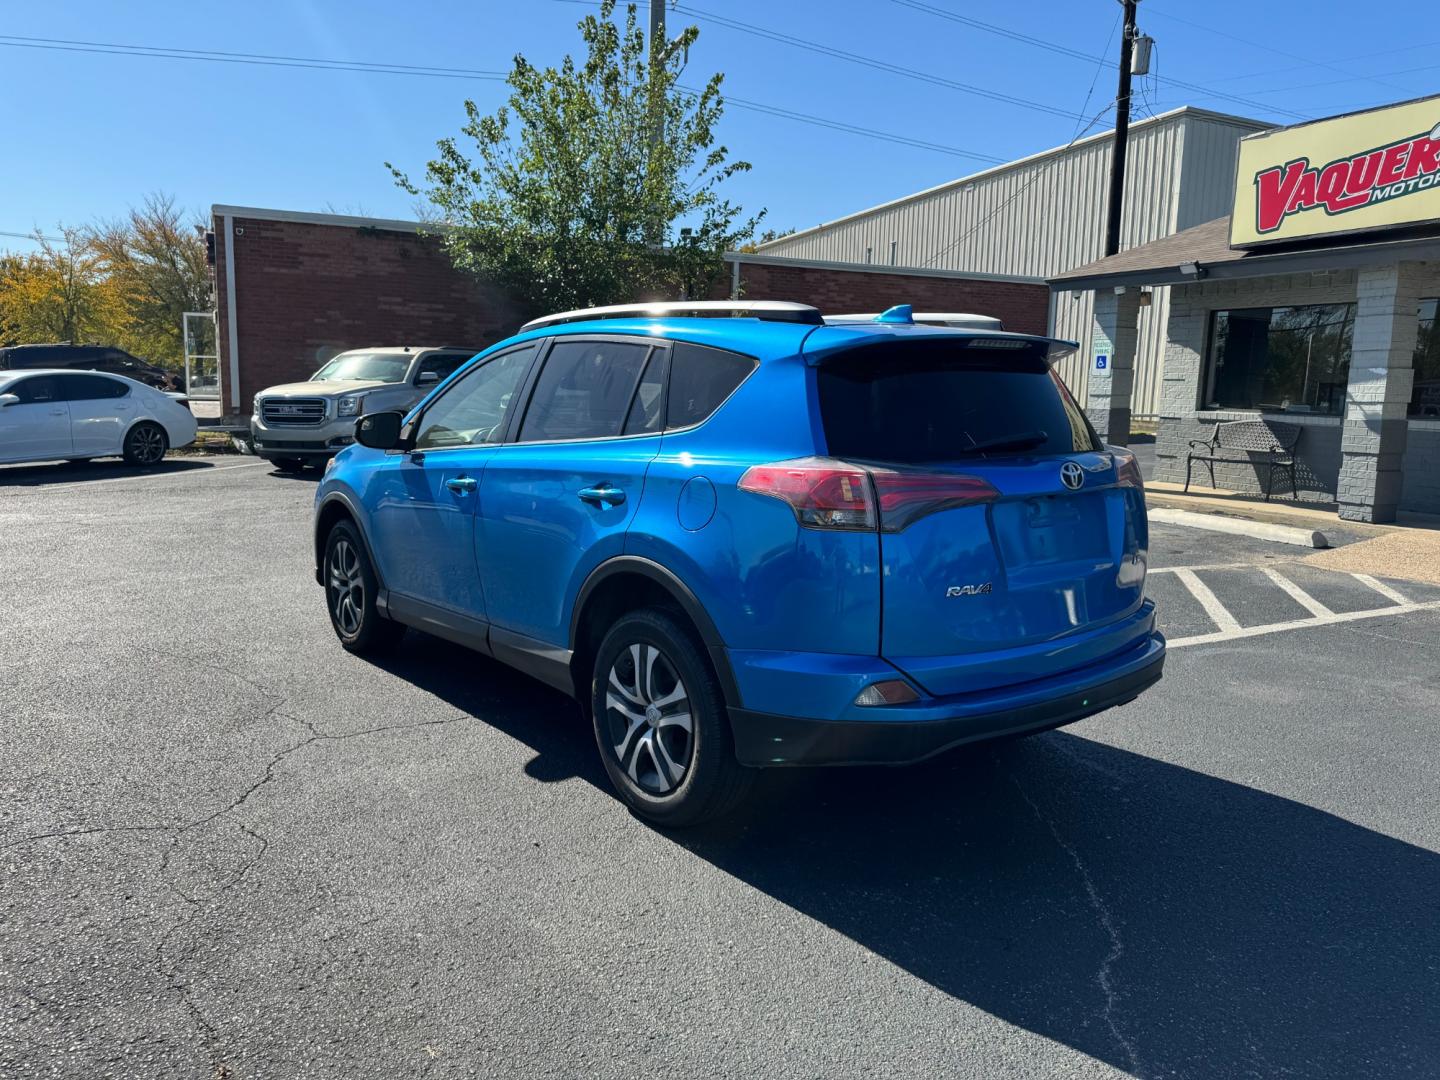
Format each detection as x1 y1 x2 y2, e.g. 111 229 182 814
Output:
1095 354 1109 370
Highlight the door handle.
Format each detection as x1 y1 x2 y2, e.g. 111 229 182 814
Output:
578 484 626 507
445 476 477 494
50 409 66 416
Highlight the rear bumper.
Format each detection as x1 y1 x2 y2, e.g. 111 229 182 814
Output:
728 632 1165 766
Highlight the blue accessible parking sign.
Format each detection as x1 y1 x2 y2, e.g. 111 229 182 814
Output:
1095 354 1109 370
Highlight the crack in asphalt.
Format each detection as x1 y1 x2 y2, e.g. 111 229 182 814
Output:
149 705 475 1077
1009 771 1142 1077
7 647 475 1078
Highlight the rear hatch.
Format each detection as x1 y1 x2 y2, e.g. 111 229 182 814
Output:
813 332 1149 697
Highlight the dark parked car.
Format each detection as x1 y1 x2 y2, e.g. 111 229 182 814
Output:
0 344 181 391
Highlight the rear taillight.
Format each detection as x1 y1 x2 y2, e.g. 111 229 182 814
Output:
737 457 876 530
870 470 998 532
738 457 997 533
1113 448 1143 489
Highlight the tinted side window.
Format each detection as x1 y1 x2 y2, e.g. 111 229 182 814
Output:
416 352 471 385
518 340 652 442
63 374 129 400
10 349 72 369
413 346 535 450
10 376 63 403
623 350 669 435
666 343 756 429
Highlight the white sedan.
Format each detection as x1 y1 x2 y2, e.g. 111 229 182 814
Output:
0 369 198 467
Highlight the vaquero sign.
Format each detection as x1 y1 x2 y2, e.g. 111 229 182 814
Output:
1231 93 1440 248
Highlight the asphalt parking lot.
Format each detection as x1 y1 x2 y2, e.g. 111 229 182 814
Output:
3 456 1439 1079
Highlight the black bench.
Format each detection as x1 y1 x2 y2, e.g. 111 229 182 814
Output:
1185 419 1302 501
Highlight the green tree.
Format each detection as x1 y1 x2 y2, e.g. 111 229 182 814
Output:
389 0 762 319
87 193 210 368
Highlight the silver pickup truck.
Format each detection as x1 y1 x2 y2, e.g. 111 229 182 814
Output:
250 346 478 470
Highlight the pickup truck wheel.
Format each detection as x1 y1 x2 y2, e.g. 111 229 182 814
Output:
591 608 752 827
324 521 403 654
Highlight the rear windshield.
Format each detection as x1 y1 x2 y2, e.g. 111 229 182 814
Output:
312 352 410 383
818 340 1100 464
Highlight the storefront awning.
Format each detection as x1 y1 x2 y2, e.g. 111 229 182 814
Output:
1051 215 1440 291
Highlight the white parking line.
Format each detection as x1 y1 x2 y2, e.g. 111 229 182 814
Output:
1351 574 1410 606
1171 568 1242 634
1167 598 1440 649
1260 566 1334 618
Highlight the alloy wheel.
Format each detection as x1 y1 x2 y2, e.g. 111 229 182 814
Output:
605 643 693 795
327 539 364 637
129 425 165 465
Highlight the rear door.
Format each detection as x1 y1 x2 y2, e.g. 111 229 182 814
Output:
62 373 133 455
476 336 665 647
815 336 1149 696
0 375 72 462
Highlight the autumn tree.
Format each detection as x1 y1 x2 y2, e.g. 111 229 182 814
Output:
87 193 210 366
0 227 124 347
389 0 762 319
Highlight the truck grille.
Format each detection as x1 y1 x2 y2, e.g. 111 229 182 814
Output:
260 398 327 425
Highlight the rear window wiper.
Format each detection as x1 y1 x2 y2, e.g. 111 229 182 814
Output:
956 430 1049 455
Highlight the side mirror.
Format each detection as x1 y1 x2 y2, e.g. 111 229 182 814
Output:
416 370 440 387
355 410 406 450
0 393 19 408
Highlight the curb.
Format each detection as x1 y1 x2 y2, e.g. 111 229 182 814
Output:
1148 507 1331 549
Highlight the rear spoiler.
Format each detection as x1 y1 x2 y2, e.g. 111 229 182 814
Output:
801 326 1078 366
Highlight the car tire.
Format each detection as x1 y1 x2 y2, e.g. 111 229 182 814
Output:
591 608 753 827
323 520 404 654
122 422 168 466
271 457 306 473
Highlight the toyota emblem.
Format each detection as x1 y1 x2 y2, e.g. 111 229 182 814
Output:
1060 461 1085 490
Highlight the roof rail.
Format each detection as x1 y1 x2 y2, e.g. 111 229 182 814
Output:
520 300 824 334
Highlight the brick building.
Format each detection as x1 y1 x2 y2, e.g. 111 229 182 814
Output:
211 206 521 418
209 205 1050 421
719 252 1050 335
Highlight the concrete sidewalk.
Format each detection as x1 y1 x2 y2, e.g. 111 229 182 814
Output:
1142 482 1440 585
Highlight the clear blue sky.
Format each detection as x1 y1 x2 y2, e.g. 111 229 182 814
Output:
3 0 1436 251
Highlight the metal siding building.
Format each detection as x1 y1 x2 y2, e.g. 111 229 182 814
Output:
755 107 1268 417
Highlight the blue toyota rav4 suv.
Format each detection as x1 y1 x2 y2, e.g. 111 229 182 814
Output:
314 301 1164 825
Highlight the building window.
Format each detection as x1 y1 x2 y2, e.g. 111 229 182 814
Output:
1412 299 1440 418
1204 304 1355 416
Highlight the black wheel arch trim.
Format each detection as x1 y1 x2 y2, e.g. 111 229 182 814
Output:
314 491 385 592
570 556 742 708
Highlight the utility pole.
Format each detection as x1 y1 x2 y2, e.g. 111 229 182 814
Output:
1103 0 1139 258
647 0 667 247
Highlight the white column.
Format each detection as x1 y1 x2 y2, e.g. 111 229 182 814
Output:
1085 288 1142 446
1338 263 1423 523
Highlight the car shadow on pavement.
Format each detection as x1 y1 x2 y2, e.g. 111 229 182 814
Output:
368 635 607 787
678 736 1438 1079
365 637 1436 1078
0 458 218 485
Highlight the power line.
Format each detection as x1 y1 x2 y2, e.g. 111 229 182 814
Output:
0 35 509 80
1198 38 1440 87
0 230 65 244
1139 3 1414 97
1 29 1011 165
555 0 1090 122
915 102 1117 269
1071 8 1122 140
886 0 1311 122
698 91 1007 163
